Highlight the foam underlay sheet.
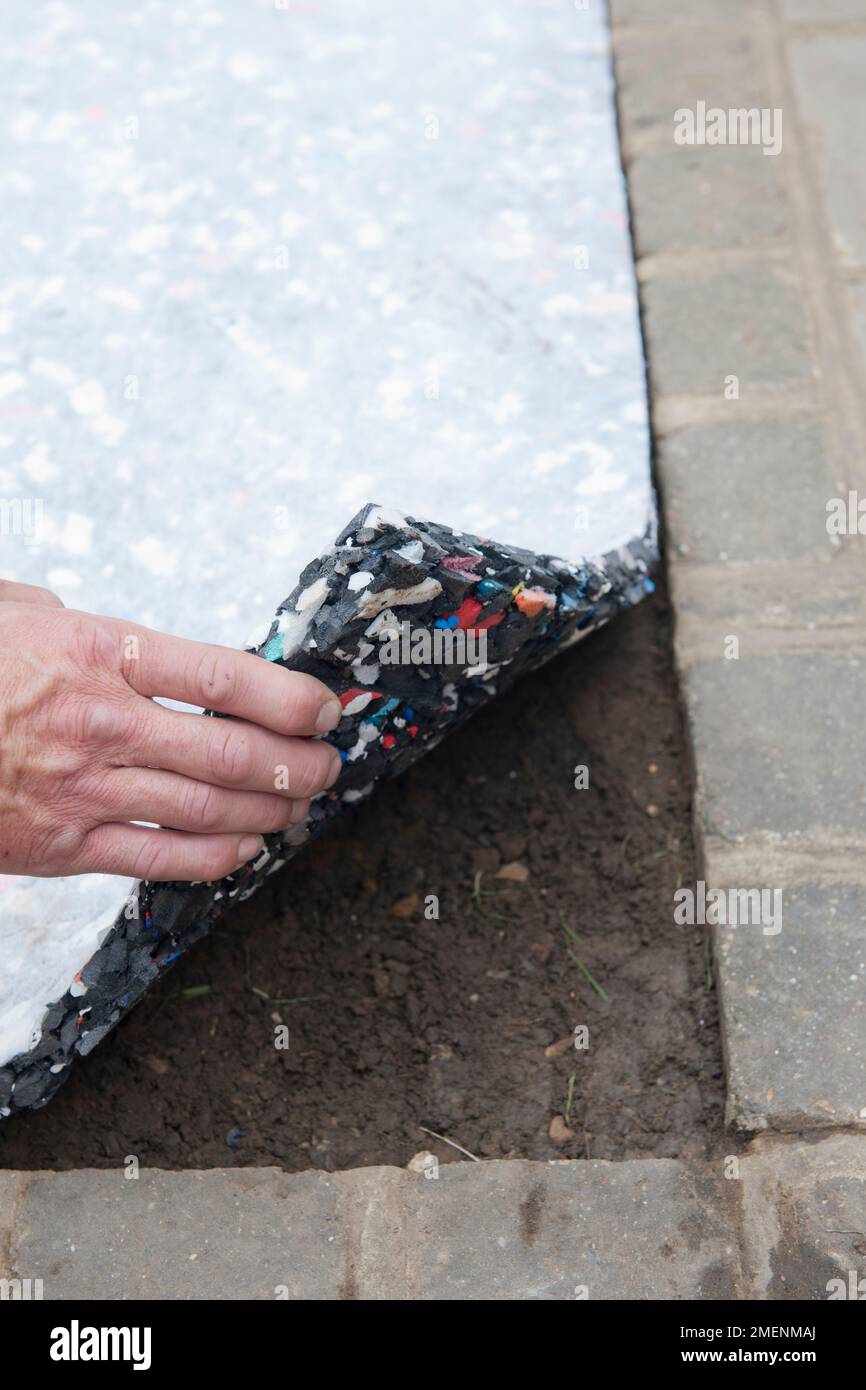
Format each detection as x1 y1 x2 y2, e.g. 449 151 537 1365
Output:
0 0 655 1114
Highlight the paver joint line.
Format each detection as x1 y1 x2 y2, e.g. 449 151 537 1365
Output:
0 1173 31 1282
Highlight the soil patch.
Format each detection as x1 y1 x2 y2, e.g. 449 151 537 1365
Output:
1 582 728 1172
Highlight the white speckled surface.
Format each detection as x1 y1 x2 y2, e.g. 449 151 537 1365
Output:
0 0 652 1071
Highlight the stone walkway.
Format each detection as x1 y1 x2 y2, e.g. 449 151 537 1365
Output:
2 0 865 1300
0 1136 862 1300
614 0 866 1141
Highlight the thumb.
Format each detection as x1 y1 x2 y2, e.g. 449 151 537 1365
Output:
0 580 65 607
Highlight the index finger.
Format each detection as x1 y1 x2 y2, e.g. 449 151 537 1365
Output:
117 622 342 736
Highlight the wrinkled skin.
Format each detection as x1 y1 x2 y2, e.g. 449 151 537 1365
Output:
0 581 342 881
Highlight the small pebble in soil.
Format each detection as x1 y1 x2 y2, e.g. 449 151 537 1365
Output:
549 1115 575 1144
406 1151 438 1176
496 860 529 883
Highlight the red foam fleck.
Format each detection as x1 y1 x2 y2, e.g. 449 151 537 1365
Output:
471 610 505 632
339 687 382 708
452 597 483 629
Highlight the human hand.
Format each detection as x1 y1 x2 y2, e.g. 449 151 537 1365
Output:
0 581 342 881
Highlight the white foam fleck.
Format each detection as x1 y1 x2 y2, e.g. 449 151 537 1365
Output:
127 224 171 254
67 380 126 445
46 567 82 589
244 620 272 650
0 373 25 399
21 445 57 483
295 576 329 611
377 377 412 418
542 294 583 317
227 53 262 82
129 537 177 576
57 512 93 556
357 222 384 249
30 358 77 387
280 211 302 239
396 540 424 564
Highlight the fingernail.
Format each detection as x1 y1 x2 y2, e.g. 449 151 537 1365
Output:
315 697 342 733
237 834 264 864
287 798 310 823
325 749 343 787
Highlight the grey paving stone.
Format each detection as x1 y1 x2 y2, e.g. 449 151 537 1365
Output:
6 1143 864 1300
666 554 866 672
614 29 770 135
710 882 866 1133
782 0 866 21
610 0 760 23
739 1134 866 1299
0 1172 26 1279
10 1167 347 1300
629 145 789 256
7 1159 739 1300
641 269 815 395
658 419 836 563
401 1157 738 1300
0 1169 24 1214
789 34 866 271
684 652 866 839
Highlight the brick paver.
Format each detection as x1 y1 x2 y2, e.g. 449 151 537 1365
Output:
611 0 866 1136
1 1139 862 1300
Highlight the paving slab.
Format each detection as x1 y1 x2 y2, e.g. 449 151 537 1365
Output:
615 0 866 1146
3 1136 865 1299
739 1134 866 1299
782 0 866 17
684 652 866 841
628 145 789 255
641 270 816 397
610 0 759 24
0 1171 26 1285
2 1158 741 1300
788 34 866 270
399 1157 738 1301
658 420 836 563
668 552 866 644
3 1167 347 1301
711 883 866 1132
614 29 770 136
